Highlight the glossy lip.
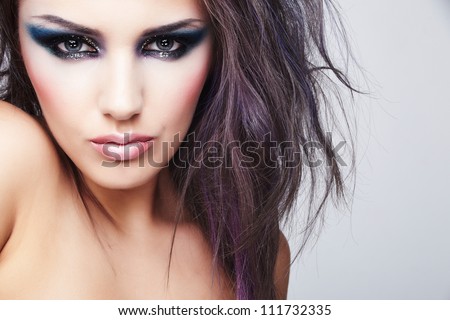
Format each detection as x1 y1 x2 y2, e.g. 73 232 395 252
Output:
90 134 154 161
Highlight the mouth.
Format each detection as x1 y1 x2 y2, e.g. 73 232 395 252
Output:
90 134 154 161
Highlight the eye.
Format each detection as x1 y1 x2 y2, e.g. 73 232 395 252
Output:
57 37 97 54
26 25 100 60
138 28 208 60
142 37 183 54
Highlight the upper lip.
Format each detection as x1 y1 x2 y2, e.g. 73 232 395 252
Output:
90 133 154 145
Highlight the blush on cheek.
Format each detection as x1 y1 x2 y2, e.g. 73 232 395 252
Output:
22 56 89 121
179 53 211 110
177 70 209 124
21 53 61 112
150 49 211 125
28 74 57 111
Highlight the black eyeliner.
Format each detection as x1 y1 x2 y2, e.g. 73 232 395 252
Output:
26 23 207 61
139 27 208 60
26 24 101 60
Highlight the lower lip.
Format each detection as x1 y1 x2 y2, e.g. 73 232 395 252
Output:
91 140 153 161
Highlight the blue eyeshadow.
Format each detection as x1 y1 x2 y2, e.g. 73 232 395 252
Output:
139 27 209 60
26 24 100 60
25 23 208 61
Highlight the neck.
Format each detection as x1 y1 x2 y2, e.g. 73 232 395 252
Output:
80 168 179 234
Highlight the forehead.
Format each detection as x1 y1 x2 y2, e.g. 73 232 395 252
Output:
19 0 208 30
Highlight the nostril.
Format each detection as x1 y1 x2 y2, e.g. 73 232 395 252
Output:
98 86 144 121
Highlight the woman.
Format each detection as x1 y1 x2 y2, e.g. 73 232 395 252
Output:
0 0 356 299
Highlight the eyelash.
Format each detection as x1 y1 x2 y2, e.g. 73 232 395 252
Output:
140 36 188 60
49 35 99 60
43 34 195 61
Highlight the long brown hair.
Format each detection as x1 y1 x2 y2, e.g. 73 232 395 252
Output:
1 0 359 299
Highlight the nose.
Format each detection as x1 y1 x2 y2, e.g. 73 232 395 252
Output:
98 52 143 121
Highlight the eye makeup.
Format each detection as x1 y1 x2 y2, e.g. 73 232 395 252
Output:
138 27 209 61
26 24 101 60
26 23 208 61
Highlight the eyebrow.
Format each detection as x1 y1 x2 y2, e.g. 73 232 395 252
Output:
139 19 206 38
31 15 101 37
31 15 206 38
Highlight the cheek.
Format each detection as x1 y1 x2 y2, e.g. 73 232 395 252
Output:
22 53 64 110
19 18 93 120
169 68 207 120
148 51 211 134
21 48 94 129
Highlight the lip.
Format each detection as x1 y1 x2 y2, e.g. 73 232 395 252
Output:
90 133 154 161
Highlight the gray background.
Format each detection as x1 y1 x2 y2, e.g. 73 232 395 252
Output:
287 0 450 299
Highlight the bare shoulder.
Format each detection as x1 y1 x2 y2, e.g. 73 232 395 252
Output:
0 100 61 189
0 101 62 252
274 231 291 299
170 222 234 299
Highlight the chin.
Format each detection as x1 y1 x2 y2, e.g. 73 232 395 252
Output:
81 165 162 191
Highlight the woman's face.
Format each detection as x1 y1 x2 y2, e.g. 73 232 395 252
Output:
18 0 212 190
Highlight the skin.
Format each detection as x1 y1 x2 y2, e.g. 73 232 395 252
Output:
0 0 290 299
